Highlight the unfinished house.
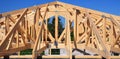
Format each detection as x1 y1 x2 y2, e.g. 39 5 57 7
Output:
0 1 120 59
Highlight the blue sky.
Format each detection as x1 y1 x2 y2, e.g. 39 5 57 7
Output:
0 0 120 16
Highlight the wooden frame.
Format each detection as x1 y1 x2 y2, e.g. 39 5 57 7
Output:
0 1 120 59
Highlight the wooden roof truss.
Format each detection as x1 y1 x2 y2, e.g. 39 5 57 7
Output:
0 1 120 59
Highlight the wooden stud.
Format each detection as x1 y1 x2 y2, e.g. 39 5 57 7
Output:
73 10 77 48
103 17 106 43
5 16 9 34
55 14 58 42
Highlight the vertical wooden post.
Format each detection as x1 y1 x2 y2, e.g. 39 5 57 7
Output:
110 20 115 46
67 19 72 59
16 30 20 56
33 21 36 40
69 22 72 59
65 25 67 45
103 17 106 43
5 16 9 35
37 36 40 51
21 17 25 28
25 20 28 43
91 29 94 47
84 18 88 46
42 29 44 45
65 16 68 53
55 14 58 42
16 30 19 48
45 19 48 44
35 8 40 35
73 10 77 48
33 9 37 41
110 17 117 47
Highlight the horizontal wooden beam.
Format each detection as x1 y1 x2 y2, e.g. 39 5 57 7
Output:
111 47 120 53
1 55 120 59
0 43 30 57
